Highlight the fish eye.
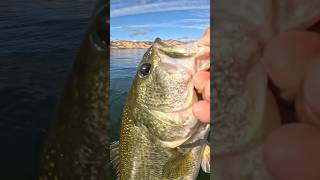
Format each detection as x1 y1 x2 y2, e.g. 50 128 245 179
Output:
139 63 152 77
90 7 107 50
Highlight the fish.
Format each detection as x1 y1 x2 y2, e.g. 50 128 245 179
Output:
38 1 110 179
213 0 320 179
110 38 210 180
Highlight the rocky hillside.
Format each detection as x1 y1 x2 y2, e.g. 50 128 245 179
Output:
110 40 190 49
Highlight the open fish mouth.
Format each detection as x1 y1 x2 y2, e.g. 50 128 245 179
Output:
149 38 199 113
154 38 198 74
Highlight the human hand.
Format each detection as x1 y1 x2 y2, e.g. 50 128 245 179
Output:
192 28 210 123
261 30 320 180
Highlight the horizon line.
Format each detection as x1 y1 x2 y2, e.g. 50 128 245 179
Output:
110 39 196 41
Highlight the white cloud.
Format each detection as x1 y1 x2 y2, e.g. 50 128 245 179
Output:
189 10 210 18
111 17 210 30
111 22 209 30
110 0 210 18
179 19 210 23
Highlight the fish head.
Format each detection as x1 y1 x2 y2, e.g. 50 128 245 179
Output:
39 1 110 179
127 38 201 147
87 1 107 52
131 38 197 111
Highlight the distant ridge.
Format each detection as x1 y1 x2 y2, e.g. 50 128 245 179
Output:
110 40 193 49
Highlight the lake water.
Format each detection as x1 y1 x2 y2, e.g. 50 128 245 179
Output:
0 0 96 178
110 49 147 140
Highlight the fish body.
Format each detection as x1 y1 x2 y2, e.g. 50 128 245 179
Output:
213 0 320 179
39 1 110 179
111 39 210 180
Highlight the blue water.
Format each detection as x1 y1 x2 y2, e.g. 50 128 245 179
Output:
0 0 96 178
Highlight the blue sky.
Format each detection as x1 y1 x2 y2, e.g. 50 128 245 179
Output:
110 0 210 41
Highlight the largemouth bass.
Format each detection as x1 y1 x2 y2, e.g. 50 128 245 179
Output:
213 0 320 179
111 38 210 180
39 1 110 179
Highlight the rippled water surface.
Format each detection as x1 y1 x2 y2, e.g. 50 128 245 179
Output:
110 48 147 140
0 0 95 178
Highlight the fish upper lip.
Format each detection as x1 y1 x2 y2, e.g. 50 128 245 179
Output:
152 39 198 74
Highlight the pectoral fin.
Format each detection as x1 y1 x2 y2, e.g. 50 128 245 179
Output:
201 144 211 173
162 152 194 179
110 141 120 178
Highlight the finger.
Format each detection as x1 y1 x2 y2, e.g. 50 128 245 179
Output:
196 60 210 71
195 46 210 71
192 71 210 93
197 28 210 46
195 46 210 60
264 123 320 180
295 61 320 126
193 100 210 123
203 80 210 101
261 31 320 102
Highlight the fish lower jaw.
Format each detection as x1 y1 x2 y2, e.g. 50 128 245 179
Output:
155 83 197 113
158 136 192 148
163 89 198 129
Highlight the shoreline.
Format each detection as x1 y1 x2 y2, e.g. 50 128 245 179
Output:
110 40 191 49
110 47 150 49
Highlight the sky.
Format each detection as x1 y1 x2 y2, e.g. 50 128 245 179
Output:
110 0 210 41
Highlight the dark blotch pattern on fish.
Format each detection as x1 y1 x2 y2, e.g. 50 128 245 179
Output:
39 1 110 179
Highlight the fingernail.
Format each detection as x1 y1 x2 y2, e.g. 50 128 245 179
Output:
199 60 210 71
203 80 210 101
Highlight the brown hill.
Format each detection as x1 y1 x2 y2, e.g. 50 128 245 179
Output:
110 40 190 49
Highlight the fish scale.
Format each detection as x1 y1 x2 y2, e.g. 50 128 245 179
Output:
38 1 109 179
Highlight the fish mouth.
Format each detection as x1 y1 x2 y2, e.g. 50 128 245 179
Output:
150 38 199 113
148 78 198 113
169 88 198 113
153 38 198 75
